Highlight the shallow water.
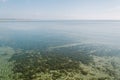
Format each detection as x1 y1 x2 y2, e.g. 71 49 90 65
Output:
0 20 120 80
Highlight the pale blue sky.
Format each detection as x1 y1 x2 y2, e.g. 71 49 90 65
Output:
0 0 120 20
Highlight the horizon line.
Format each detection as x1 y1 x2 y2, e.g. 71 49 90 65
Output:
1 18 120 21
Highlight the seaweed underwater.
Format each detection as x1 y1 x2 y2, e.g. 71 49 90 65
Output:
0 21 120 80
1 43 120 80
0 47 14 80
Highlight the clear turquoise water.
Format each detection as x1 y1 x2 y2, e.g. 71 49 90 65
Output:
0 20 120 80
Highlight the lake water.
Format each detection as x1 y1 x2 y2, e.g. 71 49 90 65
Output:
1 20 120 47
0 20 120 80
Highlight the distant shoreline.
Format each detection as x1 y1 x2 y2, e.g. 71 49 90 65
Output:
1 19 120 22
0 20 120 24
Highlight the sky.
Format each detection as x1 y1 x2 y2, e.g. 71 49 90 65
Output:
0 0 120 20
